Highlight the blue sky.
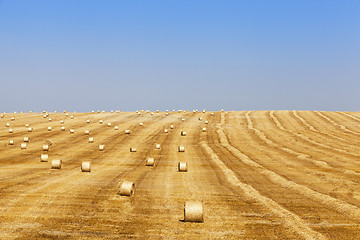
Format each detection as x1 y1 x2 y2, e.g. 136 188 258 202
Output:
1 0 359 112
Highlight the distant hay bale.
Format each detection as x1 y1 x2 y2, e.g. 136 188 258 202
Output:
155 144 161 149
8 129 13 133
164 129 168 133
11 117 15 121
70 129 75 134
119 180 135 196
43 114 47 118
21 143 27 149
178 146 185 152
61 126 65 131
211 112 214 116
28 127 33 132
166 112 169 116
9 140 14 145
181 131 187 136
107 122 112 127
29 110 33 113
48 118 52 122
137 112 141 115
204 121 209 124
151 112 154 115
25 123 30 127
198 117 202 121
182 118 185 122
60 120 64 124
51 159 62 169
43 144 49 151
146 157 155 166
178 162 187 172
203 109 206 113
114 126 119 130
111 110 114 113
87 119 90 123
24 137 30 142
0 114 4 118
40 154 48 162
48 127 52 131
81 161 91 172
89 137 94 143
221 109 224 112
130 147 137 152
139 122 144 126
125 129 130 134
156 110 159 113
99 145 105 151
170 125 174 129
70 115 74 119
184 201 203 222
99 120 103 124
6 123 10 127
202 127 207 132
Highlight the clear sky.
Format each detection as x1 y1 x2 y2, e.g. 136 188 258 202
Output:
1 0 359 112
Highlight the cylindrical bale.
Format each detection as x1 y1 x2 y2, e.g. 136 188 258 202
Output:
60 120 64 124
99 145 105 151
86 119 90 123
178 162 187 172
202 127 207 132
205 121 209 124
146 157 155 166
137 112 141 115
99 120 103 124
81 161 91 172
61 126 65 131
150 112 154 115
25 123 30 127
43 144 49 151
40 154 48 162
130 147 137 152
24 137 30 142
6 123 10 127
9 129 13 133
114 126 119 130
70 115 74 119
221 109 224 112
198 117 202 121
70 129 75 134
164 129 168 133
155 144 161 149
65 113 69 116
139 122 143 126
48 118 52 122
11 117 15 121
84 130 90 135
182 118 185 122
119 181 135 196
107 123 112 127
184 201 203 222
21 143 27 149
181 131 187 136
125 130 130 134
178 146 185 152
170 125 174 129
211 113 214 116
9 140 14 145
48 127 52 131
88 137 94 143
156 110 159 113
43 114 47 118
51 159 62 169
166 112 169 116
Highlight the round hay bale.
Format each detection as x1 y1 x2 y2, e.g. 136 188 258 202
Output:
51 159 62 169
114 126 119 130
43 144 49 151
70 129 75 134
40 154 48 162
29 110 33 113
156 110 159 113
6 123 10 127
155 144 161 149
178 146 185 152
184 201 203 222
182 118 185 122
84 130 90 135
119 180 135 196
221 109 224 112
181 131 187 136
150 112 154 115
43 114 47 118
0 114 4 118
99 145 105 151
111 110 114 113
204 120 209 124
164 129 168 133
130 147 137 152
24 137 30 142
107 122 112 127
61 126 65 131
86 119 90 123
203 109 206 113
125 130 130 134
28 127 33 132
166 112 169 116
211 112 214 116
81 161 91 172
45 139 53 147
198 117 202 121
25 123 30 127
99 120 103 124
170 125 174 129
146 157 155 166
8 129 13 133
70 115 74 119
48 118 52 122
11 117 15 121
9 140 14 145
137 112 141 115
21 143 27 149
139 122 144 126
202 127 207 132
60 120 64 124
178 162 187 172
88 137 94 143
48 127 52 131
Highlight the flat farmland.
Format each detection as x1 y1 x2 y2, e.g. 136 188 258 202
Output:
1 110 360 239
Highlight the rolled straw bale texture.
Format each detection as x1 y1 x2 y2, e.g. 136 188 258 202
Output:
40 154 48 162
184 201 203 222
119 181 135 196
81 161 91 172
21 143 27 149
178 146 185 152
146 157 155 166
99 145 105 151
178 162 187 172
51 159 62 169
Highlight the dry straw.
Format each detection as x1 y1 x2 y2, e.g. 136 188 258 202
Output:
43 144 49 151
21 143 27 149
61 126 65 131
181 131 187 136
84 130 90 135
6 123 10 127
8 129 13 133
130 147 137 152
164 129 168 133
155 144 161 149
89 137 94 143
139 122 144 126
70 129 75 134
51 159 62 169
24 137 30 142
178 146 185 152
114 126 119 130
184 201 203 222
202 128 207 132
107 122 112 127
178 162 187 172
48 127 52 131
9 140 14 145
205 121 209 124
40 154 48 162
28 127 33 132
125 130 130 134
87 119 91 123
146 157 155 166
170 125 174 129
99 145 105 151
119 180 135 196
81 161 91 172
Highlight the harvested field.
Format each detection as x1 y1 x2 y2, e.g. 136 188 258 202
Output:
1 110 360 239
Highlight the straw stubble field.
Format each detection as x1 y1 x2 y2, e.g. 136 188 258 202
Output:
1 110 360 239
